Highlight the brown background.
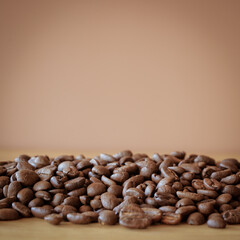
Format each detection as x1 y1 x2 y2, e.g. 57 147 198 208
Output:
0 0 240 155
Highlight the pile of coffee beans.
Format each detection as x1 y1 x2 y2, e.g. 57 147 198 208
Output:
0 150 240 229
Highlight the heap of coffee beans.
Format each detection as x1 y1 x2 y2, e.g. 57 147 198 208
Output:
0 150 240 229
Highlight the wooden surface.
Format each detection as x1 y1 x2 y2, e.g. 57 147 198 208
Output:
1 150 240 240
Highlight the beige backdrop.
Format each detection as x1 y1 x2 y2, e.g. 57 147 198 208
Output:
0 0 240 154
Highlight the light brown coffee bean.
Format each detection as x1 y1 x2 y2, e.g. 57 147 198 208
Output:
107 185 122 197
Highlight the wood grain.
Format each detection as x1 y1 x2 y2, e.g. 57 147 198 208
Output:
0 151 240 240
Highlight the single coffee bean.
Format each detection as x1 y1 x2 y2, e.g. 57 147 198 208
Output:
79 205 92 213
17 188 34 204
33 181 52 191
28 198 45 208
54 205 77 218
36 165 57 181
222 185 240 197
67 213 92 224
44 213 63 225
175 198 195 208
101 175 116 187
141 207 162 223
68 188 86 197
175 206 196 216
161 212 182 225
222 209 240 224
12 202 31 217
0 176 10 188
35 191 52 201
176 191 204 201
101 192 120 210
107 185 122 197
63 196 80 208
98 210 118 225
203 178 221 191
0 208 19 220
82 211 99 222
15 170 39 186
87 182 106 197
207 216 226 228
187 212 205 225
31 205 53 218
64 177 85 191
159 206 176 213
92 166 110 177
7 181 22 199
28 156 50 168
216 193 232 205
197 201 215 215
219 204 233 213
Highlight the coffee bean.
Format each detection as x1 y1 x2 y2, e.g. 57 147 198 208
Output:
175 206 196 216
0 176 10 188
222 209 240 224
159 206 176 213
15 170 39 186
176 191 204 201
67 213 92 224
35 191 52 201
79 205 92 213
81 211 99 222
98 210 118 225
216 193 232 205
17 188 34 204
87 182 106 197
203 178 221 191
222 185 240 197
33 181 52 191
54 205 77 218
7 181 22 199
0 208 19 220
161 212 182 225
101 192 120 210
207 215 226 228
31 205 53 218
141 207 162 223
44 213 63 225
175 198 195 208
64 177 85 191
28 198 45 208
187 212 205 225
107 185 122 197
12 202 31 217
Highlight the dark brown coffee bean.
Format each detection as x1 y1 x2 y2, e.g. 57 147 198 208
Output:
207 215 226 228
194 155 215 165
79 195 90 205
176 191 204 201
222 209 240 224
87 182 106 197
100 192 120 210
170 151 186 160
33 181 52 191
28 156 50 168
221 174 240 185
68 188 86 197
31 205 53 218
44 213 63 225
175 198 195 208
187 212 205 225
15 170 39 186
35 191 52 201
98 210 118 225
192 179 205 190
16 161 35 171
211 169 231 181
7 181 22 199
28 198 45 208
154 192 177 206
216 193 232 205
161 212 182 225
197 202 215 215
180 163 201 174
36 165 57 181
141 207 162 223
17 188 34 204
12 202 31 217
92 166 110 177
101 175 116 187
90 198 103 210
159 206 176 213
63 196 80 208
113 196 138 214
0 176 10 188
79 205 92 213
107 185 122 197
175 206 196 216
219 204 233 212
197 189 218 198
113 150 133 160
222 185 240 197
203 178 221 191
126 188 145 201
81 211 98 222
67 213 92 224
0 208 19 220
54 205 77 218
64 177 85 191
110 172 129 184
120 212 151 229
100 153 116 163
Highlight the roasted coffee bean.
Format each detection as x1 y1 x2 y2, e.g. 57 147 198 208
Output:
17 188 34 204
120 212 152 229
28 198 45 208
197 201 215 215
197 189 218 199
7 181 22 199
63 196 80 208
0 208 19 220
87 182 106 197
12 202 31 217
67 213 92 224
126 188 145 201
161 212 182 225
81 211 98 222
176 191 204 201
54 205 77 218
28 156 50 169
101 175 116 187
219 204 233 213
35 191 52 201
36 165 57 181
187 212 205 225
203 178 221 191
113 196 138 214
211 169 231 181
15 170 39 186
101 192 120 210
221 174 239 185
107 185 122 197
175 198 195 208
44 213 63 225
31 205 53 218
222 185 240 197
111 172 129 184
0 176 10 188
90 197 103 210
98 210 118 225
79 205 92 213
222 209 240 224
216 193 232 205
175 206 196 216
64 177 85 191
207 214 226 228
141 207 162 223
33 181 52 191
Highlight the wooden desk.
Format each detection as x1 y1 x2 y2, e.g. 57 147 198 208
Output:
1 150 240 240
